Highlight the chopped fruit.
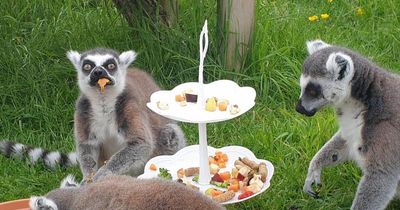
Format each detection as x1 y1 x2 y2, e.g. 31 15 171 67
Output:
210 181 229 188
238 191 254 200
231 168 239 179
228 183 239 192
208 156 217 165
205 188 214 196
175 94 185 102
210 189 224 197
245 183 262 193
177 168 185 178
205 97 217 112
156 101 169 110
237 173 245 181
209 163 219 174
218 101 228 111
150 164 157 171
219 171 231 181
218 162 226 168
211 173 224 183
97 78 110 93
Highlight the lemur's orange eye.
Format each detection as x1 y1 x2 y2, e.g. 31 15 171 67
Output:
83 64 92 71
107 63 116 70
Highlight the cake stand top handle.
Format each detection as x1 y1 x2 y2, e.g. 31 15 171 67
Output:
198 20 208 108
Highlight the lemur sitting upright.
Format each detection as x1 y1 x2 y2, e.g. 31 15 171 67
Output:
0 48 185 182
296 40 400 210
30 175 224 210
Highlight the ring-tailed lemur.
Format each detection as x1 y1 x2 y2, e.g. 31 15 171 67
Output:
296 40 400 210
1 48 186 182
29 175 225 210
0 140 78 168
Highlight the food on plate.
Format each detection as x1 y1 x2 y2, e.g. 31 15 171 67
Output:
97 78 110 93
205 97 217 112
179 101 187 107
156 101 169 110
184 167 200 177
177 178 200 191
177 168 185 178
150 163 157 171
238 191 254 200
229 104 240 114
258 163 268 182
212 190 236 203
209 151 228 169
209 163 219 174
158 168 172 180
218 100 229 111
175 94 185 102
183 89 198 103
240 157 259 170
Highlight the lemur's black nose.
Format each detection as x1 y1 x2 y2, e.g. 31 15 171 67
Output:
92 68 107 77
296 99 316 117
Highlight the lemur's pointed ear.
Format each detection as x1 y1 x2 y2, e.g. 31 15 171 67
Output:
119 50 137 68
306 40 330 54
67 50 81 70
326 52 354 81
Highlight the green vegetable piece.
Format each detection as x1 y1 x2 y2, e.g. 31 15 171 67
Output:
158 168 172 180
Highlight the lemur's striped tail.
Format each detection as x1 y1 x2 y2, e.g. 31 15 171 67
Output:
0 140 78 169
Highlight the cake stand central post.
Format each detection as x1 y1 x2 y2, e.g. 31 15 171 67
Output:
198 123 210 185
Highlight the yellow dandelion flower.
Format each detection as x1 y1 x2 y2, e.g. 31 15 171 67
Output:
321 13 330 20
356 7 364 16
328 0 334 3
308 15 319 22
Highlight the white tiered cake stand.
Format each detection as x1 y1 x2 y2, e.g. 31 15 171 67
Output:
139 20 274 204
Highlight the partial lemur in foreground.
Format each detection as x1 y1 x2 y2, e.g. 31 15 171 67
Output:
1 48 185 182
30 175 224 210
296 40 400 210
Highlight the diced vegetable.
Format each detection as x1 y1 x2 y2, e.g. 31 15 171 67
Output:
228 183 239 192
158 168 172 180
150 164 157 171
210 181 229 188
219 171 231 181
210 189 224 197
192 176 199 182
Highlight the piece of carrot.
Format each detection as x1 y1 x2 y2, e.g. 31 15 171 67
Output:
211 189 224 197
219 171 231 181
150 164 157 171
218 162 226 168
228 183 239 192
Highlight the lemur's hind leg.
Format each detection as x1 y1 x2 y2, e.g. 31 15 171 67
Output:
304 131 349 198
29 196 58 210
351 172 398 210
156 123 186 155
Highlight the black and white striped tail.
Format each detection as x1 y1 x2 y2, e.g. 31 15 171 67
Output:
0 140 78 169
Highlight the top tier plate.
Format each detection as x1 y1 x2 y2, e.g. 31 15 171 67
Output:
147 80 256 123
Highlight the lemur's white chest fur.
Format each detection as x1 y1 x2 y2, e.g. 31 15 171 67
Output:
89 92 126 159
337 98 366 168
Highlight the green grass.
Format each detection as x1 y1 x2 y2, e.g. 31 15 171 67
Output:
1 0 400 209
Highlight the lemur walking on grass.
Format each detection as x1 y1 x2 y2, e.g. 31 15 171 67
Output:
1 48 186 182
296 40 400 210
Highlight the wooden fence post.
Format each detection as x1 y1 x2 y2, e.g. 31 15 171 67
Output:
217 0 256 71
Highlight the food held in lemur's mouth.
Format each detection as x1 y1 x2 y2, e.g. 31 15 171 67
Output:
157 101 169 110
97 78 110 93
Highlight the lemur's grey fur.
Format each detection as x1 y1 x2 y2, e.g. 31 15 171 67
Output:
67 48 186 182
296 40 400 210
30 175 224 210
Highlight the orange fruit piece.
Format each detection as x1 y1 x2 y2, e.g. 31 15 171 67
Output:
219 171 231 181
228 183 239 192
97 78 110 93
150 163 157 171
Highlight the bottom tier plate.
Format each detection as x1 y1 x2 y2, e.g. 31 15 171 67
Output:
138 145 274 205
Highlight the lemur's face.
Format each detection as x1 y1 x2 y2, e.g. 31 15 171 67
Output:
296 40 354 116
67 48 136 94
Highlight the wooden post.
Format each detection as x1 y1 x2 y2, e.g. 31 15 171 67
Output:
113 0 178 27
217 0 256 71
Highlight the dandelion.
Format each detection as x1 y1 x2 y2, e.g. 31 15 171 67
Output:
308 15 319 22
356 7 364 16
321 13 330 20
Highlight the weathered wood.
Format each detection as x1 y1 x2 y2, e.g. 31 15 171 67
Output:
217 0 256 71
113 0 178 26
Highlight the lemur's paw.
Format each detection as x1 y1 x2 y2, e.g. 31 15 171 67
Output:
160 123 186 149
303 171 322 199
29 196 58 210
